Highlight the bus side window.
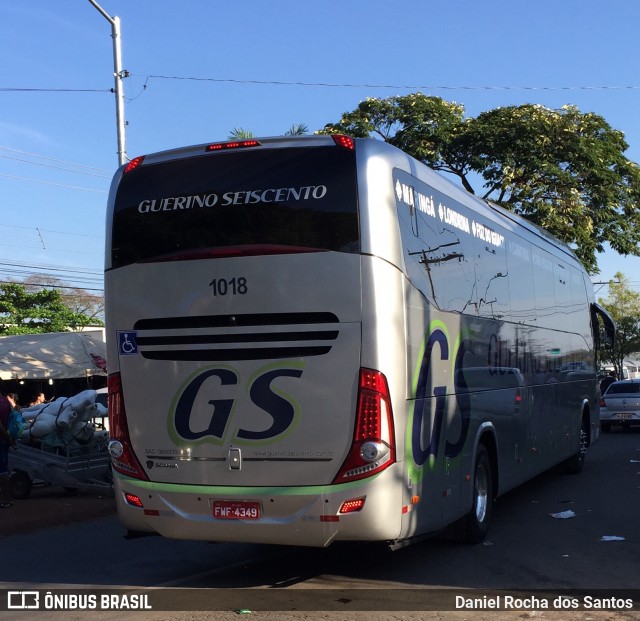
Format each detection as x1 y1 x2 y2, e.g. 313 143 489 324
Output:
506 239 536 324
472 240 510 320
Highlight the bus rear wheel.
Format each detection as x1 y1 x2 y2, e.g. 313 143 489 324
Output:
564 420 588 474
463 445 493 543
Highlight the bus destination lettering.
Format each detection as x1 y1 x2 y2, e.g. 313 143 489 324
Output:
137 185 328 213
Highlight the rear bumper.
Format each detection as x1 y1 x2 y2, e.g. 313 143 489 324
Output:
113 465 404 547
600 411 640 426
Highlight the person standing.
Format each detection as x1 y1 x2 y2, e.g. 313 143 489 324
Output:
0 394 14 508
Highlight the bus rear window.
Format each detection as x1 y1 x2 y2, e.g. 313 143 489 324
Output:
111 146 359 267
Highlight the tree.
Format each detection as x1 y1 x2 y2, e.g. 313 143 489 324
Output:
21 275 104 326
0 282 102 335
228 124 308 140
319 94 640 274
229 127 255 139
598 272 640 378
285 123 308 136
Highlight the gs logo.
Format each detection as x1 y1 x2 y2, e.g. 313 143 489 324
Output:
407 321 473 479
168 362 304 446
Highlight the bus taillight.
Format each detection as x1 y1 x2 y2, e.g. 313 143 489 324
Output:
333 368 396 483
123 156 145 174
332 135 355 150
205 139 261 151
107 372 149 481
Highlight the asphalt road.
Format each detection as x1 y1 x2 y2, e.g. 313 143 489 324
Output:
1 428 639 620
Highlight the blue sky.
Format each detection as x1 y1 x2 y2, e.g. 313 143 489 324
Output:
1 0 639 297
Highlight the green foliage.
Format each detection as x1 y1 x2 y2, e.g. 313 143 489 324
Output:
319 95 640 274
285 123 309 136
598 273 640 377
320 94 468 175
229 127 255 139
229 124 309 139
0 282 103 335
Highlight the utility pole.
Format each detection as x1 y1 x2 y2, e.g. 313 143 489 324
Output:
87 0 127 167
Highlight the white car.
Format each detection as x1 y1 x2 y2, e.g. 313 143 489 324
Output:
600 379 640 432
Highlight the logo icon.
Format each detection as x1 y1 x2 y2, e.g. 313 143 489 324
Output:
169 363 304 446
8 591 40 610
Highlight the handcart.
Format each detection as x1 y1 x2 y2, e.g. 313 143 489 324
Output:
8 435 113 499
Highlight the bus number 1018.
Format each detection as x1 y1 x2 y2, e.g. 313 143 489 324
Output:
209 277 248 296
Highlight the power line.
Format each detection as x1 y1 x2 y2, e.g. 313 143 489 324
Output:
0 279 103 293
1 272 100 282
0 223 103 240
0 153 111 178
0 260 103 288
0 226 104 268
0 260 102 276
5 77 640 93
0 261 104 290
0 172 107 193
136 74 640 92
0 243 102 259
0 147 112 180
0 146 112 174
0 87 111 93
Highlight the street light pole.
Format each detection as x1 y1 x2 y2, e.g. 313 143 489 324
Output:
87 0 127 167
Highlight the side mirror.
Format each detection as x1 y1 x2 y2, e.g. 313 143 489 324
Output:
591 303 616 349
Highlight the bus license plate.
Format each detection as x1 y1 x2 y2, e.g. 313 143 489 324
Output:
212 500 261 520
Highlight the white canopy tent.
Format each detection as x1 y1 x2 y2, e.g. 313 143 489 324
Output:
0 331 106 381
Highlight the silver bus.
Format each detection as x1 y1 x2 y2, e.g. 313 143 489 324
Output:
105 135 614 547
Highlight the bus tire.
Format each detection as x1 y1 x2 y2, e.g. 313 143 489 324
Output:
564 419 588 474
463 445 493 544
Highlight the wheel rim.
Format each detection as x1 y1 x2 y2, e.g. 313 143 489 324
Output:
578 428 588 462
475 464 489 523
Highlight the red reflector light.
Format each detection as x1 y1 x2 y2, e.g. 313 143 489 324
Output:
123 156 145 174
206 139 261 152
320 515 340 522
339 498 366 514
331 134 355 150
125 493 144 508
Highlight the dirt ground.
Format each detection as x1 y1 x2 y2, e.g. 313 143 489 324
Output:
45 608 640 621
0 482 116 537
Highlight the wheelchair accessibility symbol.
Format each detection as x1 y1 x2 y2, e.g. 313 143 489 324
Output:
118 331 138 355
